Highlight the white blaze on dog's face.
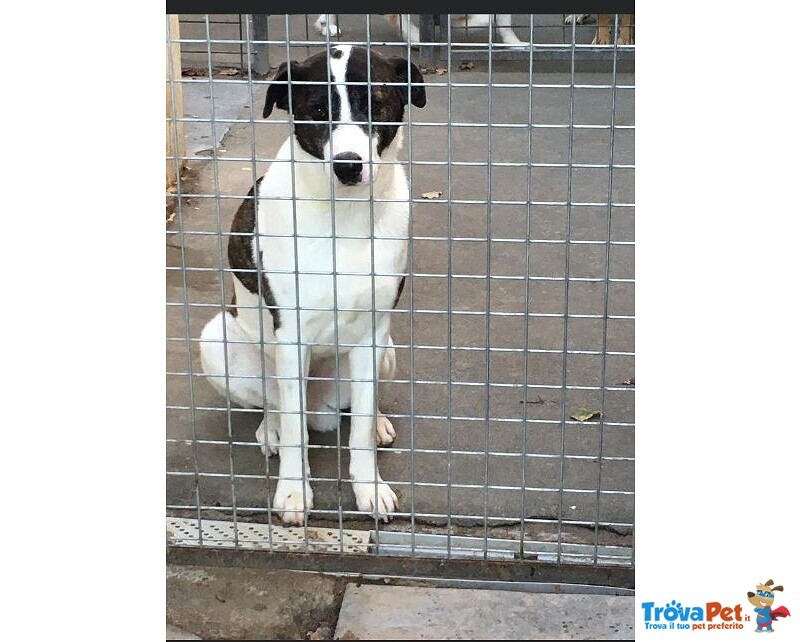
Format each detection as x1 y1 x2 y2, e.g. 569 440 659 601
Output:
262 45 426 189
327 46 378 187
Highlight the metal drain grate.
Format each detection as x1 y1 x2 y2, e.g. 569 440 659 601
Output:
372 531 634 566
167 517 370 553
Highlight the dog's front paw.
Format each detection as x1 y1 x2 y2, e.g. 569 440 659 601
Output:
376 414 396 446
352 480 398 522
273 479 313 525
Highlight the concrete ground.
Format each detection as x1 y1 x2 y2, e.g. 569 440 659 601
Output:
167 22 634 549
166 565 633 640
335 584 634 640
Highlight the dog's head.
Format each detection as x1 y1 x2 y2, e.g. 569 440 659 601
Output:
747 580 784 608
263 45 426 188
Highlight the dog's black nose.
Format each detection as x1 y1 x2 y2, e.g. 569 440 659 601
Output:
332 152 363 185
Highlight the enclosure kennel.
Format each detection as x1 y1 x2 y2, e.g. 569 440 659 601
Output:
166 13 635 588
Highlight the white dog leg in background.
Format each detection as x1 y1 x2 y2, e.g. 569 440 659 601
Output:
348 340 398 521
452 14 525 46
385 14 420 45
314 14 340 38
399 14 420 45
493 14 525 45
272 341 313 525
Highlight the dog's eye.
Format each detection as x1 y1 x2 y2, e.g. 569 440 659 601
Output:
312 105 327 120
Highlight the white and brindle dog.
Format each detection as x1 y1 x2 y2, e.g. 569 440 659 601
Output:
200 45 426 525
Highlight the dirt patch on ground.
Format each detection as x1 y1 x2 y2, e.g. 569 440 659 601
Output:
167 565 348 640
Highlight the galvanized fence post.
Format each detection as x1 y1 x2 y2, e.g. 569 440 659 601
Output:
251 13 269 75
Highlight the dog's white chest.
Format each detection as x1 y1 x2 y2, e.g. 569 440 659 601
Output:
255 185 408 352
269 232 404 346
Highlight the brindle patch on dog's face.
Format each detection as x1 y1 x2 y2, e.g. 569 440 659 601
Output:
263 46 426 185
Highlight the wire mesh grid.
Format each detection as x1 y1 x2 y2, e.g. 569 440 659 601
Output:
178 14 248 71
166 14 634 576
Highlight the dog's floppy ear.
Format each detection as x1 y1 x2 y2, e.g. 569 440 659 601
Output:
263 61 306 118
388 57 426 108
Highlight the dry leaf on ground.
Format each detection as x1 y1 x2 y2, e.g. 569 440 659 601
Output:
421 191 443 199
570 407 601 422
307 624 332 640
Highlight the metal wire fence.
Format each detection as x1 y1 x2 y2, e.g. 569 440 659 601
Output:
166 13 634 586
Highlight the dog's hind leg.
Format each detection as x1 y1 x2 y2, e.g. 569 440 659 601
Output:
617 14 634 45
200 311 280 455
200 311 276 408
305 355 350 433
458 14 524 46
306 335 397 445
493 14 524 45
254 414 280 457
375 335 397 445
593 14 614 45
386 14 420 45
380 335 396 381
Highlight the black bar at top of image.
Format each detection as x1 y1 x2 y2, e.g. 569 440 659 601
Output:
166 2 636 15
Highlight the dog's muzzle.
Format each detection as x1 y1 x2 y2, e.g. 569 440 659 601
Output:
332 152 363 186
